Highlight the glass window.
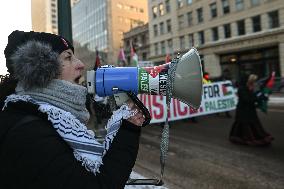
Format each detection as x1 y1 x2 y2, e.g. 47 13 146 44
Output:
222 0 230 14
251 0 260 6
167 39 173 50
154 43 159 55
152 6 158 18
235 0 244 11
268 10 279 29
166 19 172 33
161 41 166 54
153 24 158 36
198 31 205 45
210 3 217 18
177 0 184 8
165 0 171 13
237 20 245 35
180 36 185 50
160 22 164 35
188 34 194 47
197 8 203 23
159 3 164 16
212 27 219 41
252 15 261 32
187 0 192 5
178 14 185 28
187 12 193 26
223 24 231 38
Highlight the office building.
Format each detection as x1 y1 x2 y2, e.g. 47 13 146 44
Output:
148 0 284 83
72 0 148 65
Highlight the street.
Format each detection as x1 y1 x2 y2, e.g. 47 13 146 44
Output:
132 106 284 189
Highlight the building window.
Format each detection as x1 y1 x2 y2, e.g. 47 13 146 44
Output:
142 52 147 60
198 31 205 45
187 12 193 26
178 14 185 29
166 19 172 33
161 41 166 54
197 8 203 23
159 3 164 16
188 34 194 47
180 36 185 50
210 3 217 18
187 0 192 5
222 0 230 14
251 0 260 6
223 24 231 38
152 6 158 18
160 22 164 35
165 0 171 13
252 15 261 32
154 43 159 55
237 20 245 35
167 39 173 50
153 24 158 36
177 0 184 8
212 27 219 41
268 10 279 29
235 0 244 11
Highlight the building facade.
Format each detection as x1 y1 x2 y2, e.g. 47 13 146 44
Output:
72 0 148 65
123 23 150 65
148 0 284 83
31 0 58 34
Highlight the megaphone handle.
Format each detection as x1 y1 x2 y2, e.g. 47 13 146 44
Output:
126 92 151 127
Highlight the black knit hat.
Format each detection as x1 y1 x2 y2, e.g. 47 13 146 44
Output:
4 30 74 89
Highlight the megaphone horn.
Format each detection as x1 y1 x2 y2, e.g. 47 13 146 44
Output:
87 48 203 109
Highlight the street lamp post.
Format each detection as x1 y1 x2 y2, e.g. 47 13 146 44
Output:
57 0 73 44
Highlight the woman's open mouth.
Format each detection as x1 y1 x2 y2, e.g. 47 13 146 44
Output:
74 75 81 84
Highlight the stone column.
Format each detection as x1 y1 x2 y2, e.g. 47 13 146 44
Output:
204 54 221 78
279 42 284 77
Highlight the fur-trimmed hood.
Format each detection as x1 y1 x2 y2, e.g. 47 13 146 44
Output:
10 40 61 89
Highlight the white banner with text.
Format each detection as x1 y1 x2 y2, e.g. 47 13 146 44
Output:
138 81 237 124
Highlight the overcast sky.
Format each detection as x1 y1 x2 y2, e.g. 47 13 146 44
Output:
0 0 31 75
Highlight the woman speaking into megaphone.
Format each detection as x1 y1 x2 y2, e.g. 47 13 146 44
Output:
0 30 145 188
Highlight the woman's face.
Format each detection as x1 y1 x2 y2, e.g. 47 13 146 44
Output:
58 49 85 84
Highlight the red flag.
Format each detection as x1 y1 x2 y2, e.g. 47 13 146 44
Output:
266 71 275 89
165 54 171 63
94 48 100 70
118 48 126 66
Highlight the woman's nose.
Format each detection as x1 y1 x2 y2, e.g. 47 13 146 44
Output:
76 59 85 70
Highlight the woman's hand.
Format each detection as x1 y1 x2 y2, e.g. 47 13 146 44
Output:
126 99 145 127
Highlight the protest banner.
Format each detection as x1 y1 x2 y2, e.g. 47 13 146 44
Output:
138 80 237 124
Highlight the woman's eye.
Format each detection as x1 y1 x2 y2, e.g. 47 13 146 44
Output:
66 56 72 60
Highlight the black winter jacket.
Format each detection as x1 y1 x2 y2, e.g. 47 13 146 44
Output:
0 101 141 189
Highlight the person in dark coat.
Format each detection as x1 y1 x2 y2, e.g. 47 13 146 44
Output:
229 74 274 146
0 30 145 189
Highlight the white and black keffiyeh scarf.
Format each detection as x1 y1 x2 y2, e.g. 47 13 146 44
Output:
3 91 135 175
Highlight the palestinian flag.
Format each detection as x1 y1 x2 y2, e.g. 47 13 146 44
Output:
256 71 275 113
222 83 233 96
130 42 138 67
94 47 101 70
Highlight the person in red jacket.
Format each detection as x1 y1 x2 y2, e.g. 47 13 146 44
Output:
0 30 145 189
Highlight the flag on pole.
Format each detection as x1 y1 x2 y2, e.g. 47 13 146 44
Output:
256 71 276 113
165 53 171 63
130 42 138 67
118 48 126 67
94 47 101 70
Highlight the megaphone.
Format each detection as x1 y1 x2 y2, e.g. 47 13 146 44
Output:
86 48 203 109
